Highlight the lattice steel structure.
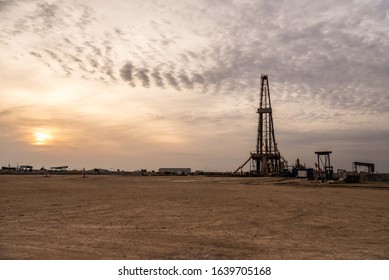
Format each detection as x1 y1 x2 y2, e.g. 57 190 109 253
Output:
234 74 285 176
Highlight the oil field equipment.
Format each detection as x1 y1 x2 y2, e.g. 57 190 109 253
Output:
315 151 333 181
353 161 375 174
234 74 287 176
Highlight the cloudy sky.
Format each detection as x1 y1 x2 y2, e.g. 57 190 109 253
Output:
1 0 388 172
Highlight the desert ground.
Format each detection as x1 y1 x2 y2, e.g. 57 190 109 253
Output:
0 175 388 259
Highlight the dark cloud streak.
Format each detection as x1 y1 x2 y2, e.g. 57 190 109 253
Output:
164 72 180 91
120 62 135 86
135 68 150 87
151 69 165 88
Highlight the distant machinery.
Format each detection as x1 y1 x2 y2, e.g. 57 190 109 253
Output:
353 161 375 173
234 74 287 176
19 165 33 172
158 168 191 176
50 166 68 172
315 151 333 181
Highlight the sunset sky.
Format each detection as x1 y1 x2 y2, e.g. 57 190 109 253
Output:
1 0 388 172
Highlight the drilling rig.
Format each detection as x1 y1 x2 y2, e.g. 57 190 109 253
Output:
234 74 287 176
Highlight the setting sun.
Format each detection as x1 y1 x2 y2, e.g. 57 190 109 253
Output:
33 130 53 146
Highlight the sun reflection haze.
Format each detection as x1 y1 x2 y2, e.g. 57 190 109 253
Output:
33 130 54 146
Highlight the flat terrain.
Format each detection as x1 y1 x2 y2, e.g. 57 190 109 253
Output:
0 175 388 259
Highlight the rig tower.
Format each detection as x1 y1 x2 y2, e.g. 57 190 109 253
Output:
234 74 285 176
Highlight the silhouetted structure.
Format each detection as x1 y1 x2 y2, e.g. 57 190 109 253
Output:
353 161 375 173
315 151 333 181
50 166 68 173
234 74 286 176
158 168 191 176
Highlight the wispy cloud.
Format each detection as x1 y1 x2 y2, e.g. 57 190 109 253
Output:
2 0 386 114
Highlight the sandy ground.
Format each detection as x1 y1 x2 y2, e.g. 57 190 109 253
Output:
0 175 388 260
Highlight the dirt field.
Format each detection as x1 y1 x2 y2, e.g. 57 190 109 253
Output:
0 175 388 259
